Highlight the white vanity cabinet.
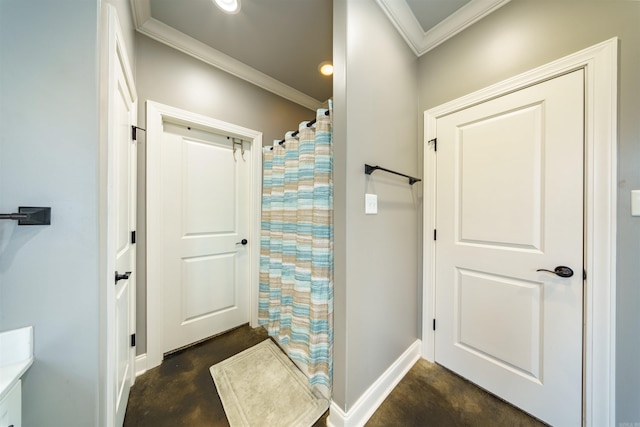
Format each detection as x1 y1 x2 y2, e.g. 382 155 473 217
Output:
0 326 33 427
0 379 21 427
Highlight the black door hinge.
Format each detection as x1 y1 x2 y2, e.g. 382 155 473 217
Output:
131 125 146 141
434 229 437 241
583 269 587 280
433 319 436 331
130 333 136 347
428 138 437 151
131 230 136 244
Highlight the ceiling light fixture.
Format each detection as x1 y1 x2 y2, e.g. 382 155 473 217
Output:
319 61 333 76
214 0 241 14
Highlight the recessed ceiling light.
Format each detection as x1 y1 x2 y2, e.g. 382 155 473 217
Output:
214 0 241 14
319 61 333 76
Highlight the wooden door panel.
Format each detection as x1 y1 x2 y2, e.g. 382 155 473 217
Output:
456 104 543 250
181 254 237 322
435 69 584 426
161 123 250 353
455 268 542 381
183 139 236 235
111 26 136 426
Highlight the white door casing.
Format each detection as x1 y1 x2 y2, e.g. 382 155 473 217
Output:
161 123 250 353
146 102 263 370
423 38 617 427
104 6 137 427
435 70 583 426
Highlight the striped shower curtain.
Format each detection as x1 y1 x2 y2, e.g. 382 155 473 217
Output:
258 107 333 396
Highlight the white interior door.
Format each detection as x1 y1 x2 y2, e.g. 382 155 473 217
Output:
160 123 250 353
110 14 137 427
435 70 584 426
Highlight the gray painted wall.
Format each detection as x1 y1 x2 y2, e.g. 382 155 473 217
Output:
417 0 640 423
0 1 99 426
333 0 420 411
134 34 316 353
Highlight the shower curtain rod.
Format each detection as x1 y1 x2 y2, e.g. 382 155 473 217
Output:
277 109 330 145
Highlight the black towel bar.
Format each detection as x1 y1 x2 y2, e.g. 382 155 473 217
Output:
364 164 421 185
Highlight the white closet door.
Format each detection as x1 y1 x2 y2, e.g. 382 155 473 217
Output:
435 70 584 426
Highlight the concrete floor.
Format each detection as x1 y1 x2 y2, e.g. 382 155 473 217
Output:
124 324 271 426
366 359 546 426
124 325 546 426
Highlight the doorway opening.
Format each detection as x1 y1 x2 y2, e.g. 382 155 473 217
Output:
145 101 263 370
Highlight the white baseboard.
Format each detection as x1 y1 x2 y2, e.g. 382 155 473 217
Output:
327 340 422 427
135 353 148 377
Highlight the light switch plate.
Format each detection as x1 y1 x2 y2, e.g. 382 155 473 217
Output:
632 190 640 216
365 193 377 214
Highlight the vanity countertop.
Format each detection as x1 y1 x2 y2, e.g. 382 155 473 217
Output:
0 326 33 401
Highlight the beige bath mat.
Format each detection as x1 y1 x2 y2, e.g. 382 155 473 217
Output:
210 339 329 427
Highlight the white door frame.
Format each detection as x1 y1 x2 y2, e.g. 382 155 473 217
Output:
102 5 138 426
145 101 263 370
422 38 617 427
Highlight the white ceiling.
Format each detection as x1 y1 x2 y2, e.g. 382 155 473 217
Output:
406 0 471 32
131 0 510 109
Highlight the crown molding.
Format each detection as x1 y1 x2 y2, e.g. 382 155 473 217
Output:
130 0 151 30
376 0 511 56
374 0 424 56
130 0 323 111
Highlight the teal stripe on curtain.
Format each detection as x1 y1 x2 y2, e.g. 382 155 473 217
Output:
280 132 300 343
258 106 333 396
268 143 285 337
258 147 273 322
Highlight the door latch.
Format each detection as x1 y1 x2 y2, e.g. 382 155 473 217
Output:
115 271 132 284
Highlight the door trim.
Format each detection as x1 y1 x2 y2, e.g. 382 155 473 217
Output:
146 101 263 370
422 38 617 427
